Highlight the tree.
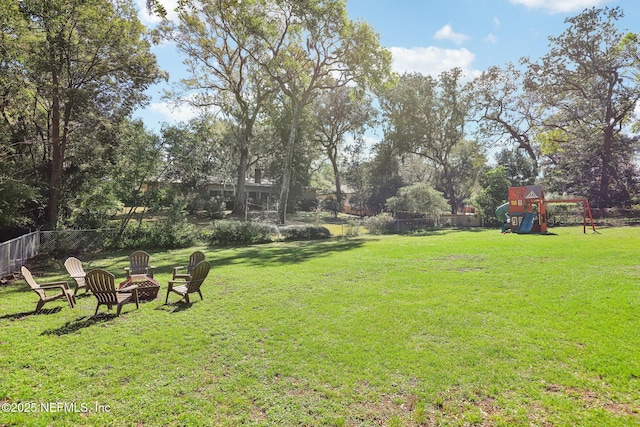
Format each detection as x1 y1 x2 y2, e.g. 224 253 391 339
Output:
363 142 404 214
494 147 536 186
527 7 640 207
0 1 44 231
380 69 469 214
162 116 231 194
398 140 486 213
111 120 164 234
441 139 487 210
342 147 371 216
386 183 449 223
472 166 511 227
468 63 540 177
14 0 163 228
155 0 277 219
263 97 320 213
312 85 375 208
242 0 392 224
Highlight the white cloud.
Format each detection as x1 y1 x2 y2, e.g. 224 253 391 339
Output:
433 25 469 45
508 0 612 14
390 46 479 79
136 0 180 25
148 101 201 123
493 17 501 28
485 33 498 44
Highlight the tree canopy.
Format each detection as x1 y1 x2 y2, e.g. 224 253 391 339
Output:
2 4 640 233
1 0 164 229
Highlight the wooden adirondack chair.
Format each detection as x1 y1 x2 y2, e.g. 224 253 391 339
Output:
165 261 211 304
64 256 88 296
21 266 75 312
172 251 206 281
85 269 139 316
124 250 155 279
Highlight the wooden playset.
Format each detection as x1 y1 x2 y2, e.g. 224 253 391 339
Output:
501 185 596 234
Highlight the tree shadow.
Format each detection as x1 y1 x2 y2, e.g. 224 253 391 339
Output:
41 313 117 336
0 307 62 320
209 238 371 268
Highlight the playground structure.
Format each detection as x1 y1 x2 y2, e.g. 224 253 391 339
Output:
497 185 596 234
507 185 547 233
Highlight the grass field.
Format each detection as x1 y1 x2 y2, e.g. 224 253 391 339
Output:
0 226 639 426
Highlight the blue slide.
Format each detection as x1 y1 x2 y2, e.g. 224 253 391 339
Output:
517 212 535 233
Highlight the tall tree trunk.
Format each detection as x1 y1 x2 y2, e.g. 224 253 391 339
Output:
518 138 539 179
233 137 249 218
598 82 618 208
443 165 457 214
277 101 302 225
599 124 614 207
233 116 256 219
329 146 342 207
45 70 62 228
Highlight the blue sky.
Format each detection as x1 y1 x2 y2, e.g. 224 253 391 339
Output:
133 0 640 133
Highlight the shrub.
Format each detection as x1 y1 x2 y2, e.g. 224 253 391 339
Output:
364 213 396 235
345 220 360 237
320 195 342 217
204 221 275 246
204 196 227 219
111 220 198 250
185 194 227 219
278 224 331 241
111 200 198 250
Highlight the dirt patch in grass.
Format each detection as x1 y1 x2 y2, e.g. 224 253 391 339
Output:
545 383 639 417
347 393 414 425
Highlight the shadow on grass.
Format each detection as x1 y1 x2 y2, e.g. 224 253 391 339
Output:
0 307 62 320
41 313 117 336
210 238 371 268
389 228 485 238
155 301 194 313
73 292 93 299
0 284 30 294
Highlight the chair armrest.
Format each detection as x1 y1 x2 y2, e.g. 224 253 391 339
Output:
167 280 185 292
148 266 156 278
173 266 186 274
39 281 70 290
118 284 138 293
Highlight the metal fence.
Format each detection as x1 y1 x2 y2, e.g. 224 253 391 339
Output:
0 231 40 278
0 229 117 278
39 229 117 255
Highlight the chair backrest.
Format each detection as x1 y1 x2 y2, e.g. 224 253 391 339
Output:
21 266 45 299
187 251 206 273
85 269 117 304
186 261 211 293
64 257 86 284
129 251 150 275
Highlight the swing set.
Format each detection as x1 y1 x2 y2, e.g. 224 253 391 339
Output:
506 185 596 234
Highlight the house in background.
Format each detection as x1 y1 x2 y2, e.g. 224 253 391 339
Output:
203 169 317 211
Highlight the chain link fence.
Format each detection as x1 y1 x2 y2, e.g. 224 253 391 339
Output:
1 229 118 278
38 229 117 254
0 231 40 278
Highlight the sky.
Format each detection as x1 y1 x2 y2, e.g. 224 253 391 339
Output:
132 0 640 135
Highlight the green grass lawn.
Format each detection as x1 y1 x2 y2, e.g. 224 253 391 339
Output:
1 226 639 426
